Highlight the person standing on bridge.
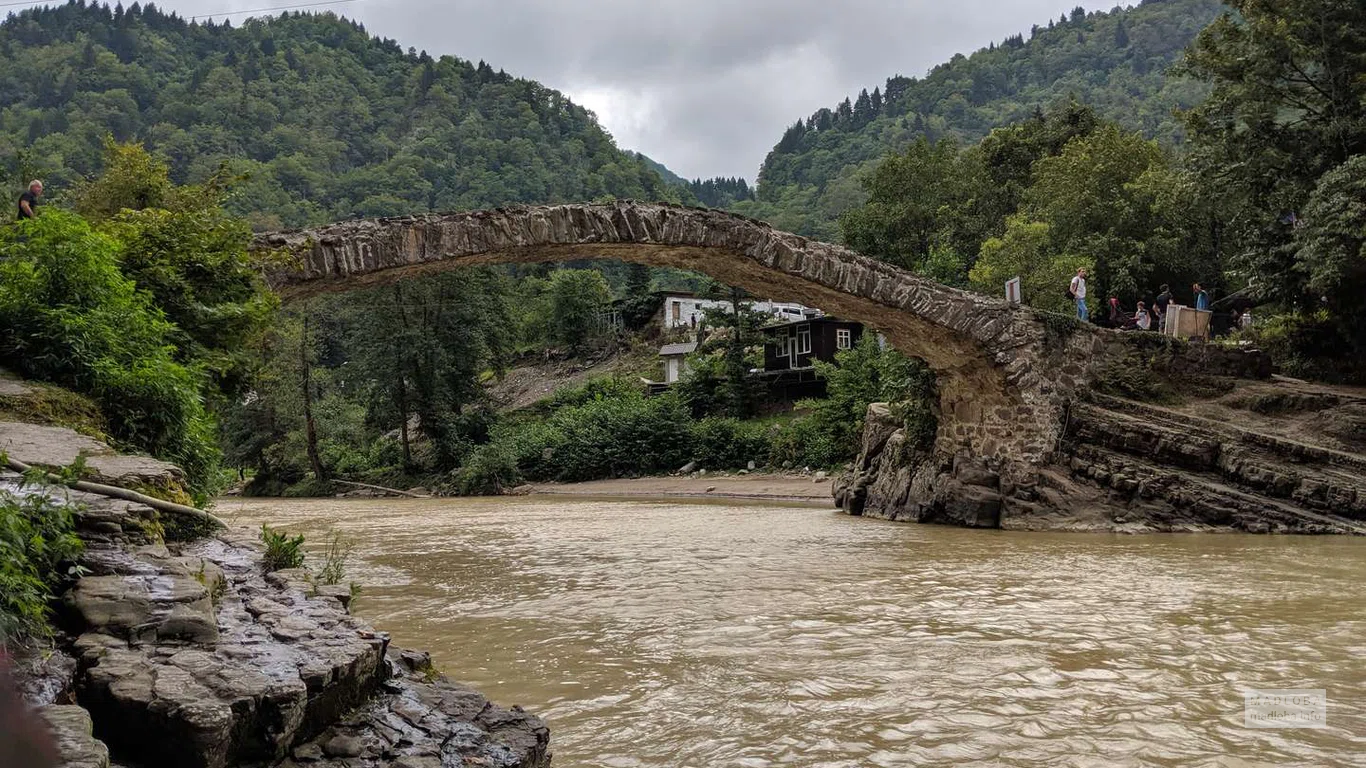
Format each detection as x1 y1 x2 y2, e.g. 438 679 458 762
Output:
16 179 41 220
1069 267 1088 322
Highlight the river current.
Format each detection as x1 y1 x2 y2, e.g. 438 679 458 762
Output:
218 495 1365 767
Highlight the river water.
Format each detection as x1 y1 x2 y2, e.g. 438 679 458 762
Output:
217 495 1366 767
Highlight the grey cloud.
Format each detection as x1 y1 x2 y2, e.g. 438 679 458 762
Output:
164 0 1116 180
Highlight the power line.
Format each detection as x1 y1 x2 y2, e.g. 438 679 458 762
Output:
190 0 360 20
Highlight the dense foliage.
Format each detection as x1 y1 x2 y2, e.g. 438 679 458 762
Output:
454 337 928 493
685 177 754 209
0 210 222 489
0 2 685 229
1181 0 1366 380
0 490 84 644
836 102 1220 312
734 0 1224 238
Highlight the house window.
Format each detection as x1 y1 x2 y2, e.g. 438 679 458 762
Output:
797 325 811 354
774 331 788 357
836 329 852 349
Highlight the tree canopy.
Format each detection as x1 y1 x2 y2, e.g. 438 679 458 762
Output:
734 0 1225 239
0 2 686 230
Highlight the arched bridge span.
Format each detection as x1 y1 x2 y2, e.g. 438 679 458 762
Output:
254 202 1104 519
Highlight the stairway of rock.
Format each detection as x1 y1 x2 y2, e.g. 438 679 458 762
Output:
1055 389 1366 534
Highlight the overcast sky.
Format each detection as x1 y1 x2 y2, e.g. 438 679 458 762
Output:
154 0 1117 181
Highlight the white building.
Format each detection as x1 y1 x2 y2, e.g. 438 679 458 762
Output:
660 292 818 329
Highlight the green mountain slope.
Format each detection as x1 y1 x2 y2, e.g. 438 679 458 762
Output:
735 0 1225 239
0 3 683 229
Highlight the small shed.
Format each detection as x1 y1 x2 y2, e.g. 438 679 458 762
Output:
659 342 698 384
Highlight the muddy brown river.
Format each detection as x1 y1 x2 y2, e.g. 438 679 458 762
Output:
218 495 1366 767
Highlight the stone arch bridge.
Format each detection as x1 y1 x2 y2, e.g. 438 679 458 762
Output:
254 201 1279 529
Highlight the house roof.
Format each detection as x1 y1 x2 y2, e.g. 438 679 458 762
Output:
659 342 698 357
760 317 860 333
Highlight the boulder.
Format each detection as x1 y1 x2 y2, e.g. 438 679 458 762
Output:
73 533 388 768
38 705 109 768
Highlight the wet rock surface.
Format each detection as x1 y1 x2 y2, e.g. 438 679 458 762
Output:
73 531 390 768
39 704 110 768
0 420 186 488
6 419 551 768
22 520 549 768
280 649 551 768
64 529 549 768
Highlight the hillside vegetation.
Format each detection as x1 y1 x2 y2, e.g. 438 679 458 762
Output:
735 0 1225 239
0 2 685 230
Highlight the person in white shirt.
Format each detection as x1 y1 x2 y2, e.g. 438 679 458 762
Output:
1069 268 1089 321
1134 301 1152 331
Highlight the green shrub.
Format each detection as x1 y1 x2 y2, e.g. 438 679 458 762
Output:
282 477 335 498
0 211 220 495
690 417 770 469
314 531 353 586
260 524 306 571
542 375 641 411
769 416 845 469
1253 312 1366 384
0 490 84 644
483 389 694 482
542 393 694 481
453 442 523 495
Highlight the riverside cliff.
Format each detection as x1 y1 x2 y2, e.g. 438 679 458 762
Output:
836 367 1366 535
2 401 550 767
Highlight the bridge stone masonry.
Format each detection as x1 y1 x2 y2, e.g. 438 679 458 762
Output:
253 201 1355 534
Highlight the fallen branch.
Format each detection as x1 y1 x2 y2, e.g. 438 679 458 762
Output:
331 479 430 498
4 456 226 531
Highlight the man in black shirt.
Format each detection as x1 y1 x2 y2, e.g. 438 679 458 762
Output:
1154 283 1172 329
17 180 41 220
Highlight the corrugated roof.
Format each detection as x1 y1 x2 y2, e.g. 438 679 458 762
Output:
659 342 698 356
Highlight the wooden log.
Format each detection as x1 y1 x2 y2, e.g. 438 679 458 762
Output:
331 479 430 498
3 457 226 531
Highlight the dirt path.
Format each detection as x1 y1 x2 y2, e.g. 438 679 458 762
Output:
528 474 835 503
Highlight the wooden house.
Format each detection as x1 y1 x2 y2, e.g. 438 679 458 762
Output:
761 318 863 372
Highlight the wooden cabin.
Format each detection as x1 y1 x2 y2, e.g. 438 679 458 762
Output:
761 318 863 372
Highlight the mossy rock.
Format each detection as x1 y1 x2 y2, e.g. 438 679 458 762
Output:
0 381 109 441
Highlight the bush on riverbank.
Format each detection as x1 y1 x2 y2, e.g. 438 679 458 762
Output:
0 490 84 644
0 212 221 494
448 338 935 491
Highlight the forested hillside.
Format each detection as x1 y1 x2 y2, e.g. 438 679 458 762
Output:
0 2 684 229
735 0 1225 238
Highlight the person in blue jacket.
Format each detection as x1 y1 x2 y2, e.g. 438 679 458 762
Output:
1193 283 1210 311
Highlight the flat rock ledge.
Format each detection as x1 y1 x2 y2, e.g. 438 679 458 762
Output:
19 502 548 768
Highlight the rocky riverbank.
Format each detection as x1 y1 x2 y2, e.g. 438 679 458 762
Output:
835 375 1366 535
3 419 550 768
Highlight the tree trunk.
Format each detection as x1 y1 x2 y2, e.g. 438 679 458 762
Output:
301 309 326 482
394 285 413 468
396 375 412 468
